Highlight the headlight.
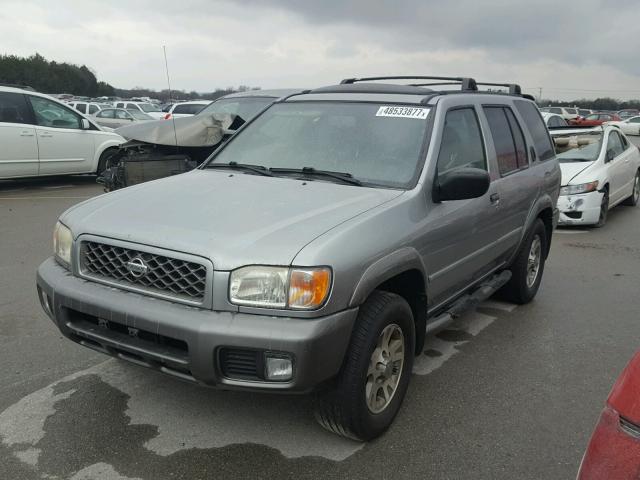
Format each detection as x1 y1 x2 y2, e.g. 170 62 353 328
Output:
559 181 599 196
229 266 331 310
53 221 73 268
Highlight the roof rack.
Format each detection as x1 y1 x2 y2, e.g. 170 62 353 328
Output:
340 76 478 92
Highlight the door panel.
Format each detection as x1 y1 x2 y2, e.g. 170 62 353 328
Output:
0 92 39 178
27 95 96 175
607 131 629 203
0 124 39 178
35 127 95 175
422 106 504 308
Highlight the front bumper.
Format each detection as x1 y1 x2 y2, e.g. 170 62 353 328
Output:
557 191 604 226
36 257 357 393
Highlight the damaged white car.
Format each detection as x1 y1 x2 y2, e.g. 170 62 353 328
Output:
98 89 301 191
552 126 640 227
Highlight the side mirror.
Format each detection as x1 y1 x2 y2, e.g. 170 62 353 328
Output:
606 149 616 162
81 118 91 130
433 167 490 202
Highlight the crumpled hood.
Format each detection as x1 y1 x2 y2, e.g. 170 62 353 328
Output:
560 162 595 185
62 170 403 270
115 113 235 147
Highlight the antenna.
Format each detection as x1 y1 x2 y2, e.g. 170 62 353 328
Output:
163 45 179 149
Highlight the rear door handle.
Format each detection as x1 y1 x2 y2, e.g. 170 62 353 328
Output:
490 193 500 205
40 132 53 138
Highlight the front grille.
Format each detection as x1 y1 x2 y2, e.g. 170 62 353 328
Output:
80 241 207 302
219 348 263 381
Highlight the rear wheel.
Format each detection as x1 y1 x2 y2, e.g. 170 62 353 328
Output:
622 171 640 206
499 219 547 304
595 189 609 227
314 291 415 441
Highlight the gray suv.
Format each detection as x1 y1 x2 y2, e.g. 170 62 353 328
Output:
37 76 561 441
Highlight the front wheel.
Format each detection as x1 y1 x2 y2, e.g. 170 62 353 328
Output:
314 291 415 441
622 171 640 206
595 190 609 227
499 219 547 304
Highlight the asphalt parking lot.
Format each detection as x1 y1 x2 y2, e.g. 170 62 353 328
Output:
2 158 640 479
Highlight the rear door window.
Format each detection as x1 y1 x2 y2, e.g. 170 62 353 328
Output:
504 108 528 168
514 100 555 161
0 92 33 124
436 107 486 176
88 104 99 115
483 107 519 175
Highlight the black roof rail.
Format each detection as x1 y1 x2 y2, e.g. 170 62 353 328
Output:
340 76 478 92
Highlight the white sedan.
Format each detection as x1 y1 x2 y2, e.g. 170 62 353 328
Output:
541 112 569 128
605 116 640 136
0 86 124 179
552 126 640 227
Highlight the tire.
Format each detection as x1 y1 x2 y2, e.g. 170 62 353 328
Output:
314 291 415 441
96 148 119 175
622 171 640 206
594 189 609 228
500 219 547 305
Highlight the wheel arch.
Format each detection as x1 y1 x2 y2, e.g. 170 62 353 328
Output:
349 248 428 355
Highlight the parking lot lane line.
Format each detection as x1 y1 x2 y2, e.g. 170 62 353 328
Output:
0 196 93 200
478 300 518 312
42 185 73 190
413 309 498 376
555 229 589 234
69 463 143 480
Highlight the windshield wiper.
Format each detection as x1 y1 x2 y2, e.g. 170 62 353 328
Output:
204 161 274 177
269 167 363 186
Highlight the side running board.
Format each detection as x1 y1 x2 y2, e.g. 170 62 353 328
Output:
425 270 512 335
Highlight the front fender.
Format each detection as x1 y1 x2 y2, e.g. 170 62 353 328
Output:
349 247 427 308
92 136 126 167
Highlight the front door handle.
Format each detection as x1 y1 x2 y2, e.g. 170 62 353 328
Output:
490 193 500 205
20 131 34 137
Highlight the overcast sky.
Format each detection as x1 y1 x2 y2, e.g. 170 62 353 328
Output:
2 0 640 100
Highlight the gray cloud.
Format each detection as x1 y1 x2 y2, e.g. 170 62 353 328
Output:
2 0 640 99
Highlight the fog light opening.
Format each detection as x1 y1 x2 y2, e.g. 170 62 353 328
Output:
38 287 53 317
265 354 293 381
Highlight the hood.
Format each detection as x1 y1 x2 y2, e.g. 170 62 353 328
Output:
559 161 595 185
62 170 403 270
115 113 236 147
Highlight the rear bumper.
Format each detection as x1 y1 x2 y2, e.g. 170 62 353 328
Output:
36 257 357 393
557 191 603 226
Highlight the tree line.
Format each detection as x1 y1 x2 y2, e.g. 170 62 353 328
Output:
0 53 114 96
0 53 258 101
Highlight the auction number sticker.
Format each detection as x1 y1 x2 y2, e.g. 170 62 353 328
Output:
376 106 429 119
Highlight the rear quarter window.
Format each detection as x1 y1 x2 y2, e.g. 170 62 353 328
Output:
514 100 555 161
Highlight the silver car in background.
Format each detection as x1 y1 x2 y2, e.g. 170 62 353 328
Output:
92 108 154 129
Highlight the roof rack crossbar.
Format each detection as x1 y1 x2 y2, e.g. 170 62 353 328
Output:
340 76 478 91
409 82 462 87
475 82 522 95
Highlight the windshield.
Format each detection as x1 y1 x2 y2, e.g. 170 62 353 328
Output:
198 97 273 124
206 102 430 188
553 132 603 162
140 103 160 112
127 109 152 120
